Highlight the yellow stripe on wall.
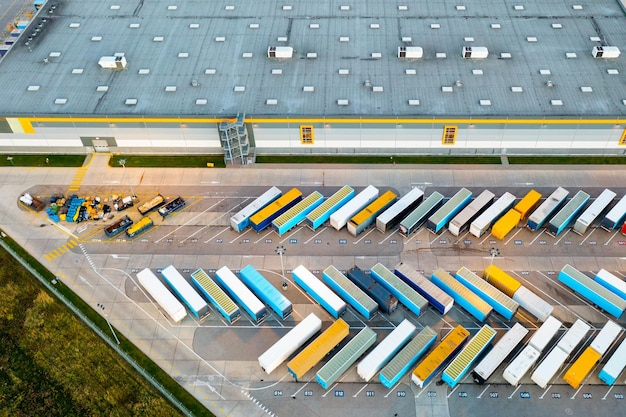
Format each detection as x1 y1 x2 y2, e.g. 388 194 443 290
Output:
19 116 626 126
18 118 35 134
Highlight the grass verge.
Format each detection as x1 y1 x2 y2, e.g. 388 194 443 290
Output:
0 231 214 417
254 155 503 164
508 156 626 165
0 154 86 167
109 155 226 168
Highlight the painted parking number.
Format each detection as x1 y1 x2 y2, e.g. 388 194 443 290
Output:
334 390 344 398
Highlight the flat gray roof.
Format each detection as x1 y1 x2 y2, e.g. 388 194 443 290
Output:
2 0 626 118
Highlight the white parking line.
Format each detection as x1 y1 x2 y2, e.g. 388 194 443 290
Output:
322 383 339 397
415 380 432 398
476 384 490 398
353 228 376 244
280 227 304 244
155 198 226 243
254 230 273 244
429 230 448 245
553 228 571 245
204 227 229 243
353 384 368 397
578 228 596 246
539 385 552 399
454 230 470 244
379 229 399 244
291 381 311 397
229 228 251 244
503 227 523 245
604 230 619 246
508 385 521 399
602 384 616 400
528 228 545 246
303 227 326 244
403 228 424 245
479 232 494 245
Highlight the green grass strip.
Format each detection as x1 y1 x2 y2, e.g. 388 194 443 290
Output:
255 155 503 164
109 155 226 168
0 154 86 167
508 156 626 165
0 230 214 417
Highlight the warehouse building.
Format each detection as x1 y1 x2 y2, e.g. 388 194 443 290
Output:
0 0 625 162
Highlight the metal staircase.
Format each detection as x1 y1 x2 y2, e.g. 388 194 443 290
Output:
219 113 253 165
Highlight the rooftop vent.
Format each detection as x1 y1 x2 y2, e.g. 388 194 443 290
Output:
398 46 423 59
98 56 127 69
267 46 293 58
462 46 488 59
592 46 620 59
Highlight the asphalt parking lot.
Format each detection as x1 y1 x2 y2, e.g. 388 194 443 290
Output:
2 155 626 417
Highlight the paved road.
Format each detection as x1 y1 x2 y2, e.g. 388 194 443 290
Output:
1 155 625 417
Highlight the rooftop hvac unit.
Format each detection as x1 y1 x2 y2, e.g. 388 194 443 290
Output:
398 46 423 59
98 55 127 69
592 46 620 59
267 46 294 59
462 46 489 59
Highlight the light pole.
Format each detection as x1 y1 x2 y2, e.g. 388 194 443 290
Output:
118 158 137 199
485 247 500 282
97 303 120 345
275 245 287 290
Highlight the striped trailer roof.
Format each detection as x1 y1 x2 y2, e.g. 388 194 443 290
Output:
370 263 428 316
379 326 437 389
315 327 378 390
430 268 493 322
443 325 497 388
455 267 519 320
305 185 355 230
322 265 379 320
191 268 240 323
